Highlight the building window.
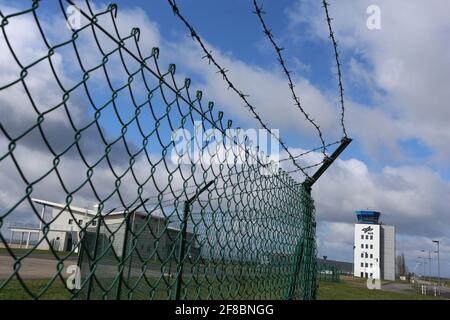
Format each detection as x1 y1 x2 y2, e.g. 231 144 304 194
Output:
365 244 368 249
361 253 364 258
365 272 368 278
366 235 369 240
370 244 373 249
365 253 368 258
365 263 368 267
361 235 364 239
68 219 73 225
92 220 97 226
370 254 373 259
361 263 363 267
370 235 373 240
370 273 373 278
361 272 364 277
79 219 83 226
370 263 373 268
361 244 364 248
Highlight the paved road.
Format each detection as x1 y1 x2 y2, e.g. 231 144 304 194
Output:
380 282 418 295
0 255 77 280
380 280 450 299
415 279 450 298
0 253 183 280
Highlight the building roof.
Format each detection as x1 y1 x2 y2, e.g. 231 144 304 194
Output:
31 198 167 220
355 210 381 224
355 210 381 216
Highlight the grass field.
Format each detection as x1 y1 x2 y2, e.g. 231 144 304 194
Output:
0 249 443 300
317 279 439 300
0 278 71 300
0 248 76 259
0 277 442 300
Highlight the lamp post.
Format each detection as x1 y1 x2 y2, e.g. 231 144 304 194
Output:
432 240 440 295
418 256 426 281
420 249 432 283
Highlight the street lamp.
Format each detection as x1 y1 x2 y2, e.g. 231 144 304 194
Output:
418 256 426 281
421 249 432 282
432 240 440 295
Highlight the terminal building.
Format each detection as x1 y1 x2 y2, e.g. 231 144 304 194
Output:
353 211 395 281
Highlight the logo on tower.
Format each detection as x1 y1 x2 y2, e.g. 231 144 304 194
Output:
362 226 373 233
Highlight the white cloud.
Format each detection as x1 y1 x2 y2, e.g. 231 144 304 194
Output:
284 0 450 274
317 221 354 262
278 144 450 274
2 0 450 278
288 0 450 164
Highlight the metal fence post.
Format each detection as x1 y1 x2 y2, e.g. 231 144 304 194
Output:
173 180 214 300
126 212 137 285
301 183 316 300
284 241 304 300
173 201 191 300
115 200 148 300
86 215 103 300
116 212 132 300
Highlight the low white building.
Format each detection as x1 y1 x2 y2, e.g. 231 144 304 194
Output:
9 198 168 253
9 199 203 264
353 211 395 281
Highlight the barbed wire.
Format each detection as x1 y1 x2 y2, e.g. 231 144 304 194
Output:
151 156 327 208
166 0 313 177
252 0 327 157
322 0 347 138
0 0 318 300
285 160 326 175
156 178 299 209
62 0 313 205
148 138 339 201
279 140 340 163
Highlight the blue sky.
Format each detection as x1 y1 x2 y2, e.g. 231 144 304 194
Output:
1 0 450 277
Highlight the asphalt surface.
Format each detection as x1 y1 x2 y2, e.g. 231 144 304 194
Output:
379 279 450 299
414 279 450 298
3 251 448 299
381 282 418 295
0 254 77 279
0 252 186 280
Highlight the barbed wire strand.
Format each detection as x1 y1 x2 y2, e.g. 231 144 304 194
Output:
322 0 347 138
64 0 311 186
166 0 312 176
252 0 327 157
279 140 340 163
149 158 325 207
0 0 319 300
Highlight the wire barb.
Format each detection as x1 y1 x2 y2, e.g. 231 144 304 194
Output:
165 0 311 178
252 0 328 159
0 0 334 301
322 0 348 138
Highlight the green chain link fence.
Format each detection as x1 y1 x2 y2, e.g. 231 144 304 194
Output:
317 262 341 283
0 1 318 300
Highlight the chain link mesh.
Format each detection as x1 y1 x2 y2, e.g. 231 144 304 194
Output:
317 262 341 283
0 1 317 300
